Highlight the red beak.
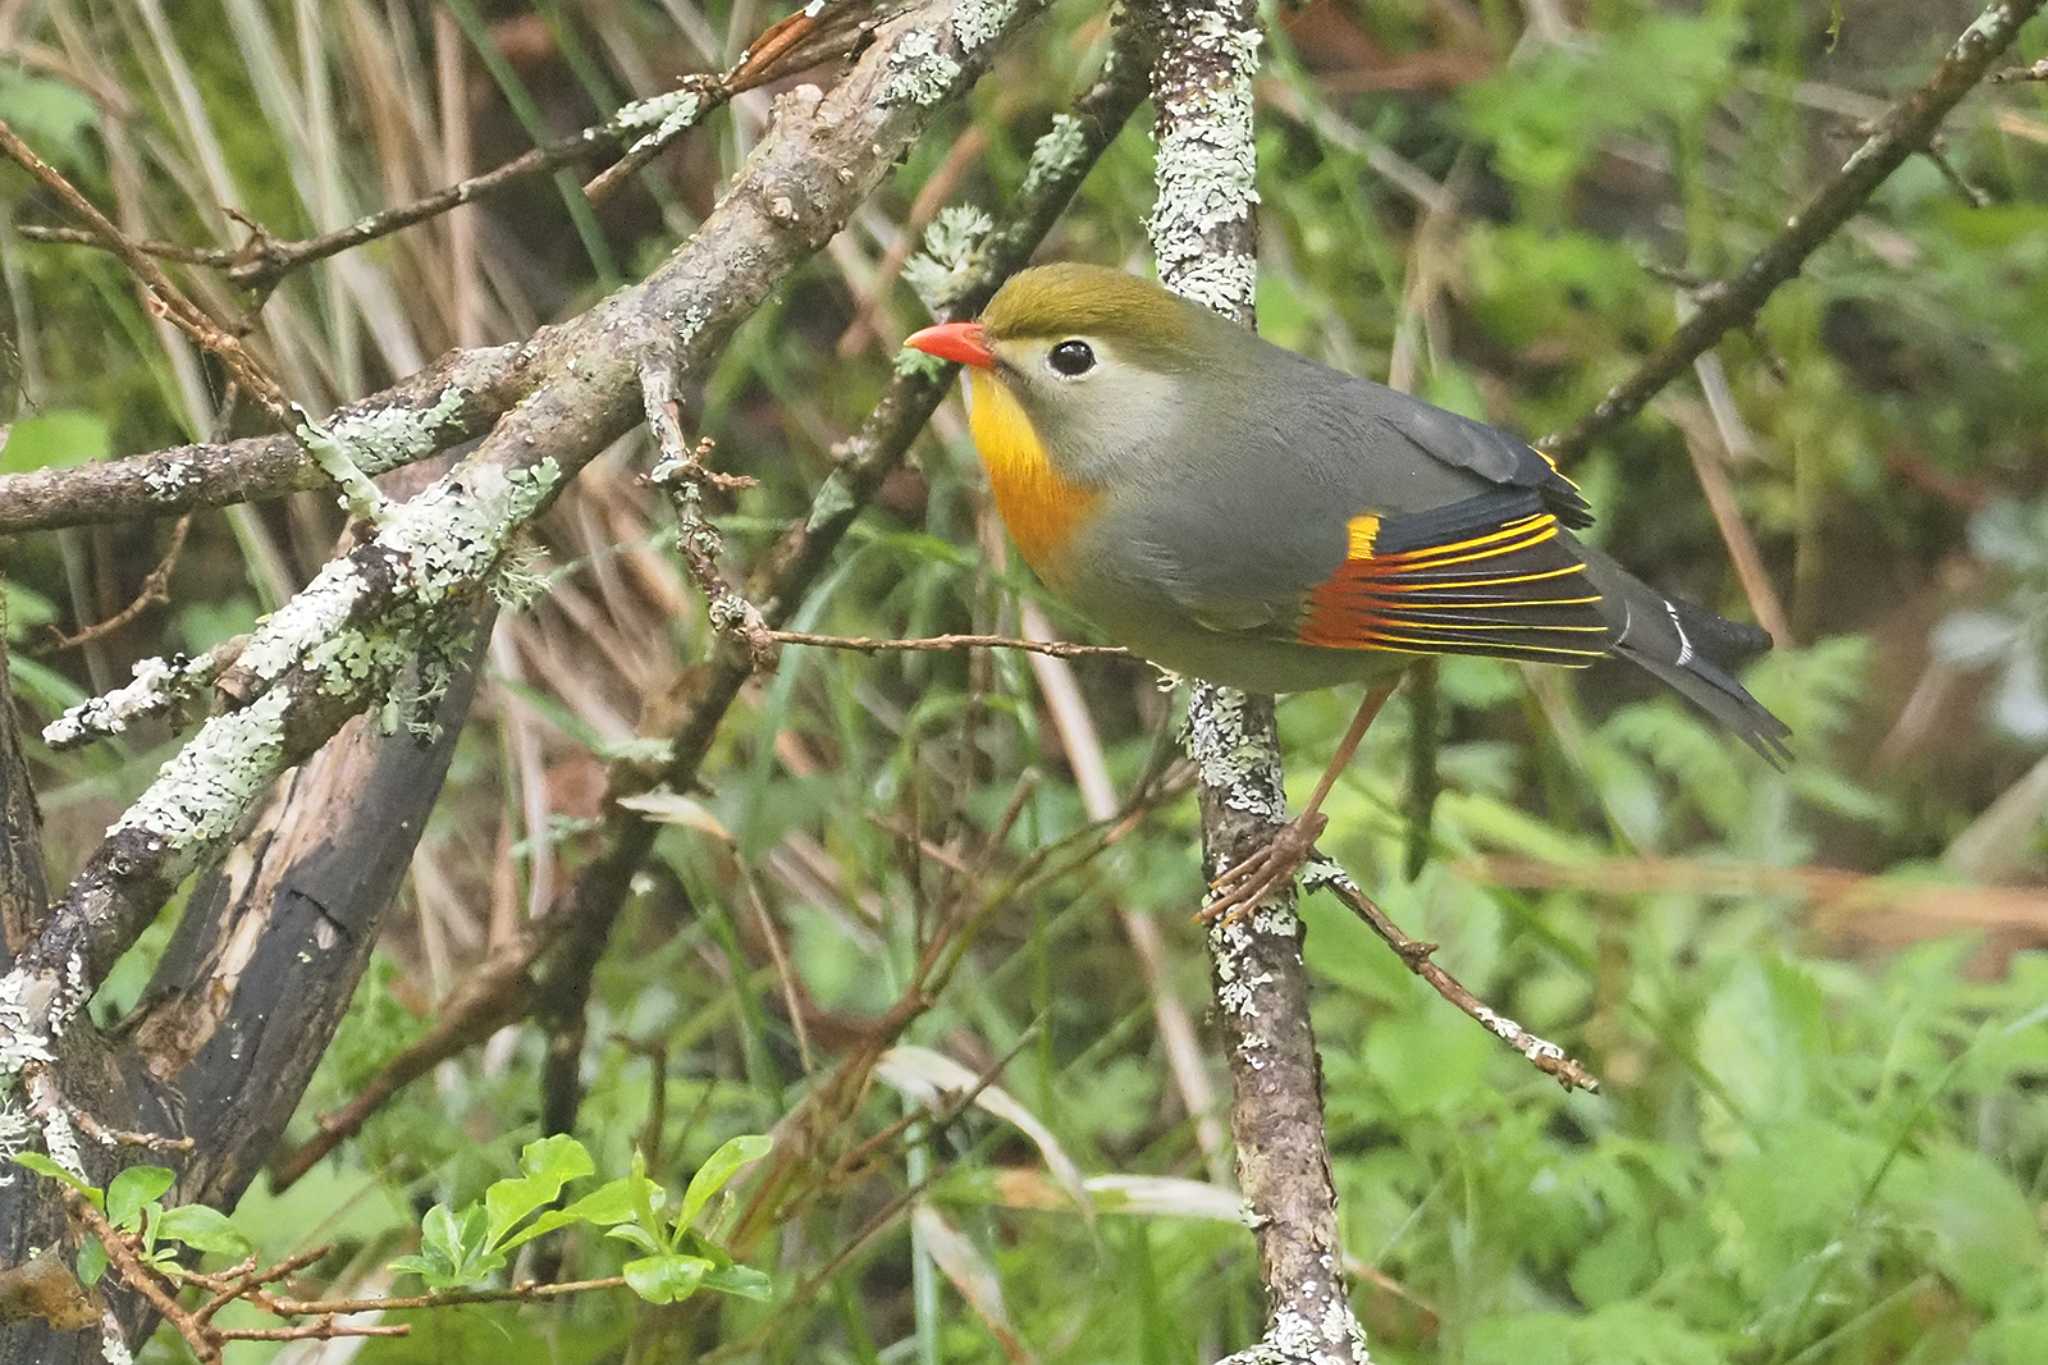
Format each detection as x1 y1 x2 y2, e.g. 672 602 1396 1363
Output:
903 321 995 369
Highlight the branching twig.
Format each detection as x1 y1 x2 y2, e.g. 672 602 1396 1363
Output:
1543 0 2046 459
0 121 285 416
62 1194 219 1365
40 515 190 655
1303 860 1600 1093
645 430 776 670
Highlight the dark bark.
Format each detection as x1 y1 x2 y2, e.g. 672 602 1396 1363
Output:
0 586 47 954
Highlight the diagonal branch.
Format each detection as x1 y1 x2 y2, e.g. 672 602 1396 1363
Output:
1543 0 2046 460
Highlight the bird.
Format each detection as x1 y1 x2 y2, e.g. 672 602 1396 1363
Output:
903 263 1790 921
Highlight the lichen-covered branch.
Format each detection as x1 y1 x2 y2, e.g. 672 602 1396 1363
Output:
0 342 528 535
1543 0 2045 459
0 0 1050 1171
1141 2 1371 1360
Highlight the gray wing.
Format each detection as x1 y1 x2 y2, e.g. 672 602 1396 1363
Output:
1362 380 1593 528
1105 346 1590 629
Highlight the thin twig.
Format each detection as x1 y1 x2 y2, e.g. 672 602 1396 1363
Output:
1304 860 1601 1093
0 120 286 415
762 629 1131 660
41 515 191 654
63 1194 220 1365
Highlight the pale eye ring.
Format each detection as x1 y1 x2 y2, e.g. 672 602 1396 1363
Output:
1047 339 1096 377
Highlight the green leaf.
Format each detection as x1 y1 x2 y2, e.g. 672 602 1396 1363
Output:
678 1134 771 1235
483 1136 594 1251
0 71 100 173
419 1203 459 1259
520 1134 595 1186
701 1263 773 1302
0 410 110 475
155 1204 252 1257
605 1223 664 1255
13 1153 100 1204
105 1166 175 1230
75 1238 107 1290
495 1171 658 1255
563 1175 652 1227
622 1254 711 1305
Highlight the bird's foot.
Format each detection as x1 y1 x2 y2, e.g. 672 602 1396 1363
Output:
1196 811 1328 929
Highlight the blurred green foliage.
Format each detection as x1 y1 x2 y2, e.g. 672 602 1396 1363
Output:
4 0 2047 1362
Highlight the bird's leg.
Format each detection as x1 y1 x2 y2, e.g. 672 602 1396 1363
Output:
1198 683 1397 926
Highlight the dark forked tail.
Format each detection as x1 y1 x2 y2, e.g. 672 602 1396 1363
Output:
1575 544 1793 766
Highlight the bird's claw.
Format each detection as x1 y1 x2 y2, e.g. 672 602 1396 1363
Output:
1196 812 1328 928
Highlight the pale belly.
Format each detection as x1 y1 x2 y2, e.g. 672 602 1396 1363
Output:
1063 572 1411 695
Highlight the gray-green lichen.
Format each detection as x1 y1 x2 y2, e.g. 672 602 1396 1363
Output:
0 967 56 1079
616 87 704 156
141 457 195 501
108 686 293 852
43 651 216 750
297 407 389 522
1215 1298 1372 1365
882 29 962 107
83 456 561 864
99 1318 135 1365
951 0 1017 54
1149 12 1263 317
1184 684 1284 820
893 346 949 379
323 384 469 477
0 1105 31 1184
234 456 560 695
1019 113 1091 200
35 1105 84 1182
904 205 994 313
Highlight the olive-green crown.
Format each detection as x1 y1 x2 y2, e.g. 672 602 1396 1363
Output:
979 264 1225 369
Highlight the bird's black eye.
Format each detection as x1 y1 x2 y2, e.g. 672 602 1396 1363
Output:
1047 339 1096 377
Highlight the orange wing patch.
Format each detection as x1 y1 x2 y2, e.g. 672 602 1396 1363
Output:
1299 496 1609 665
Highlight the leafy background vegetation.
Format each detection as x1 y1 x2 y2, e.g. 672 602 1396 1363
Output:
3 0 2046 1361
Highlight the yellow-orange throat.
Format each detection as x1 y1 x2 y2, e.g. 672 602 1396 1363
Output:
966 368 1099 575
